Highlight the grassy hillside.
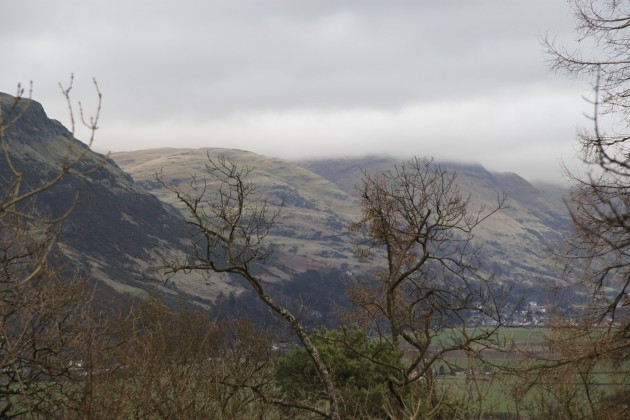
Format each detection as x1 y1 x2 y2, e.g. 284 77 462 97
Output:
113 149 572 306
112 148 363 279
298 157 571 292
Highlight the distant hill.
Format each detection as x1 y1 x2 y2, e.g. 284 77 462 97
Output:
113 148 572 307
111 148 361 276
298 157 571 290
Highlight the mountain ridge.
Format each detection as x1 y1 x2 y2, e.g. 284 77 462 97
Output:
113 147 572 306
1 92 574 320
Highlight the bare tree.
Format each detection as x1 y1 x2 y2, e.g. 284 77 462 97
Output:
77 296 281 419
0 78 103 417
545 0 630 363
346 156 508 416
490 2 630 417
156 156 341 419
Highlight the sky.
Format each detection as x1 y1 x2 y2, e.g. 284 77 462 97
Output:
1 0 592 183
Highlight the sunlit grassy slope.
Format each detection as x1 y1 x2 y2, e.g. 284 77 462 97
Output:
112 148 362 279
113 148 571 298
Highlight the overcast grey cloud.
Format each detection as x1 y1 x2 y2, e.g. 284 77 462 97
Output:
1 0 589 182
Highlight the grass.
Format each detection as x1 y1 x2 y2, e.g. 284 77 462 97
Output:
431 326 630 416
113 147 361 271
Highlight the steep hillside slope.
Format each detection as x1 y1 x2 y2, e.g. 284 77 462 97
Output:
0 94 230 304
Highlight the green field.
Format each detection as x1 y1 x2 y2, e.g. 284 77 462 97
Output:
431 327 629 417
